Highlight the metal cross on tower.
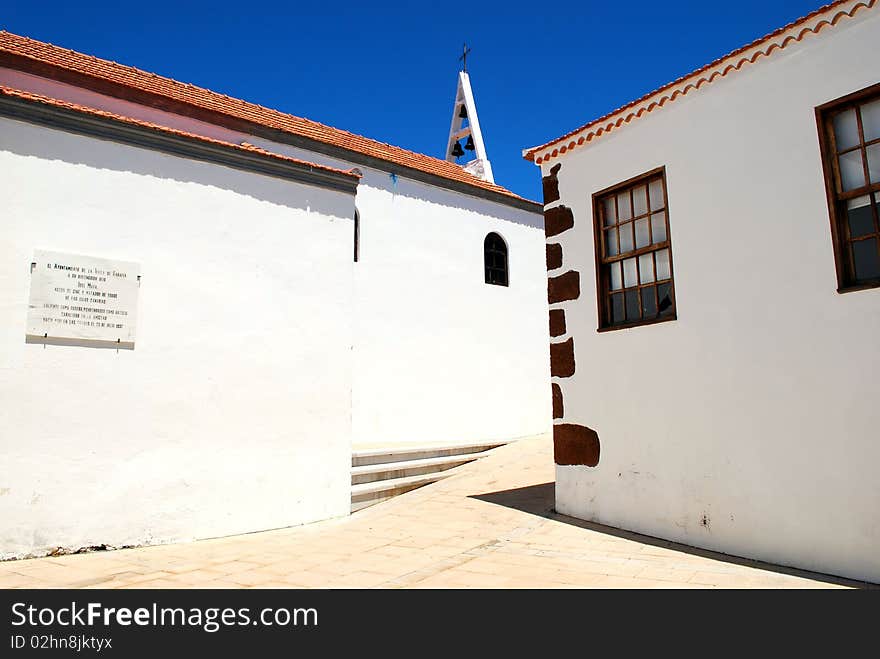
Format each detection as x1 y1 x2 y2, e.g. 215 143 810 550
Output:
459 43 471 72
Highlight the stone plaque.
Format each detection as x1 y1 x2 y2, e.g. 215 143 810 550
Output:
27 250 140 345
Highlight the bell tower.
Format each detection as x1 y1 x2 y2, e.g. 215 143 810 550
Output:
445 44 494 183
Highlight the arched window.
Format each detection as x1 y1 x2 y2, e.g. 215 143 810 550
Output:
484 232 508 286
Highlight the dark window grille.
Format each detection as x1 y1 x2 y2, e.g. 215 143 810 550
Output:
816 83 880 292
593 167 676 330
484 232 508 286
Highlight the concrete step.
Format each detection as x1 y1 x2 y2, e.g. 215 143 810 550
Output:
349 441 510 512
351 440 508 467
351 451 493 485
351 471 457 512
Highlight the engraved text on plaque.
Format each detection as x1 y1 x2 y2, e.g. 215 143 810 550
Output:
27 250 140 345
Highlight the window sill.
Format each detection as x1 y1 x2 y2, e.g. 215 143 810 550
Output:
597 314 677 333
837 280 880 294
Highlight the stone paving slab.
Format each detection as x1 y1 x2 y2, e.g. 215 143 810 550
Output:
0 435 871 589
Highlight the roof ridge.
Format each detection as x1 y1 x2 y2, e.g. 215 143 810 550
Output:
0 31 382 144
0 30 534 204
524 0 878 163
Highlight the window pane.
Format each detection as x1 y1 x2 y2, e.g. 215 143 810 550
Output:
641 286 657 317
603 197 616 226
852 238 880 281
839 150 865 191
846 195 874 238
650 211 667 243
867 143 880 184
657 282 673 315
617 191 632 221
611 293 625 324
833 109 860 150
862 99 880 142
633 185 648 217
635 218 650 248
638 253 655 283
609 261 623 291
619 222 634 253
625 289 640 321
655 248 671 280
597 171 675 329
491 270 507 286
605 229 619 256
648 178 664 210
484 233 507 287
623 257 638 288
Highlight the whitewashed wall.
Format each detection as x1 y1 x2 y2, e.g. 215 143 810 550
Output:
546 9 880 582
256 145 551 448
0 117 355 558
0 69 553 448
347 174 550 447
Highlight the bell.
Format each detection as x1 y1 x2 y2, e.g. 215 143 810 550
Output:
464 135 475 151
459 105 468 119
451 141 464 158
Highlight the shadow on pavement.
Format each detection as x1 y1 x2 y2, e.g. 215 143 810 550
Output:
470 482 875 590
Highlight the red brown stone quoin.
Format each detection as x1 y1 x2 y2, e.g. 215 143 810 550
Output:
547 270 580 304
545 243 563 270
552 383 564 419
542 163 561 204
544 205 574 238
549 309 566 337
550 337 575 378
553 423 600 467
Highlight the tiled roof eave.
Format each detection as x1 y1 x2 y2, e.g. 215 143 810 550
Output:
524 0 878 165
0 85 362 193
0 33 539 210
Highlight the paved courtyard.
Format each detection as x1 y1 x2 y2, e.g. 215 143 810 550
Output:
0 436 869 589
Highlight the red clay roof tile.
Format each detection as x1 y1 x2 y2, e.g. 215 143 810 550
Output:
0 84 361 180
524 0 878 164
0 31 533 205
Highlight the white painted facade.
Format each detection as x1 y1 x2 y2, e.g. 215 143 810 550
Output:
0 67 551 449
538 6 880 582
345 172 548 446
0 117 356 558
0 50 549 557
245 144 549 448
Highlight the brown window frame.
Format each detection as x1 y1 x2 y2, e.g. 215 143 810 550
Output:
592 166 677 332
816 81 880 293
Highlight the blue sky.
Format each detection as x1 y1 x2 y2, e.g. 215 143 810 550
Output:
3 1 825 201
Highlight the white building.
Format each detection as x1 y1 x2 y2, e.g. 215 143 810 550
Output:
525 0 880 583
0 33 550 558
